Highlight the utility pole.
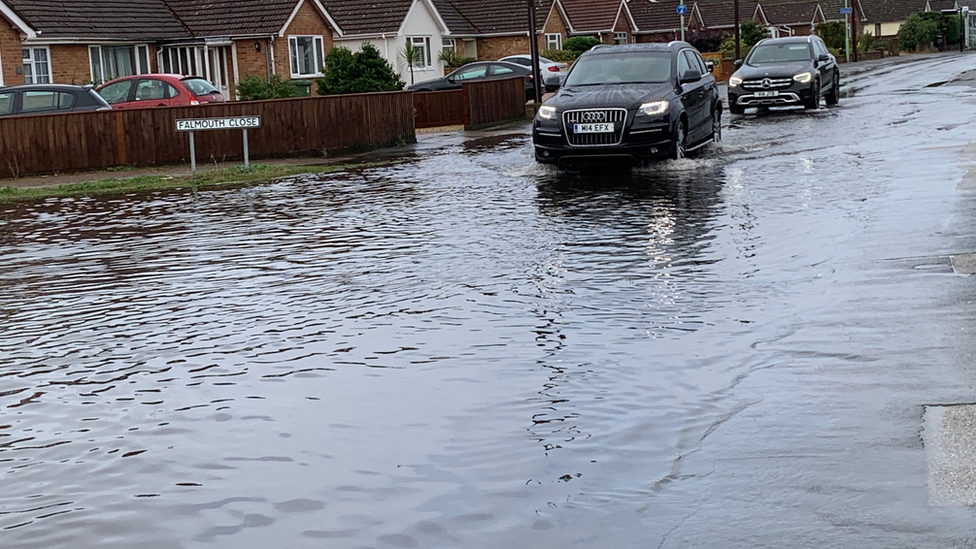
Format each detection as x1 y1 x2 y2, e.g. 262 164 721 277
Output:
734 0 741 59
851 0 858 62
844 0 851 63
527 0 541 104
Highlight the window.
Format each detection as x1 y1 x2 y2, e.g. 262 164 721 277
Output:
452 64 487 80
23 47 51 84
98 80 134 104
677 50 692 76
21 91 74 113
182 77 219 96
875 23 882 36
162 46 203 76
545 33 562 50
614 32 628 45
0 92 14 115
289 36 325 77
442 38 456 56
408 36 432 68
134 79 167 101
89 45 150 84
490 64 516 76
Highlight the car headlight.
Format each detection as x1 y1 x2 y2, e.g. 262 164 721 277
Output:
638 100 669 116
793 72 813 83
537 105 557 120
729 76 743 87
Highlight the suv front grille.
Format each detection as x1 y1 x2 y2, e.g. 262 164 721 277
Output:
742 78 793 90
562 109 627 147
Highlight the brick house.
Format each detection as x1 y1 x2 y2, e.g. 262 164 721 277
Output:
432 0 555 60
558 0 638 45
162 0 340 98
0 0 187 88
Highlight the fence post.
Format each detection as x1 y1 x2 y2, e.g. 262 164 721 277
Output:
189 131 196 176
242 128 250 171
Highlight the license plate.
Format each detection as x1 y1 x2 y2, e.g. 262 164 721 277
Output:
754 91 780 97
574 123 615 133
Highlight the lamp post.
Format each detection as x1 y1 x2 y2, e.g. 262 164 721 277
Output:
679 0 685 41
527 0 542 104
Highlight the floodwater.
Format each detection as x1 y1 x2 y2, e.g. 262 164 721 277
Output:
3 53 976 548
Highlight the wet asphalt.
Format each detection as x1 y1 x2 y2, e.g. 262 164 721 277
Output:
2 53 976 548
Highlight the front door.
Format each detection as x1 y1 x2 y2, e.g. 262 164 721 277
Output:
206 47 231 100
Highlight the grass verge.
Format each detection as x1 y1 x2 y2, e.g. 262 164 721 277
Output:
0 163 376 203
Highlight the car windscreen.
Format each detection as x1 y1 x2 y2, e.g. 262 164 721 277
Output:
564 52 672 86
182 78 220 96
746 43 813 64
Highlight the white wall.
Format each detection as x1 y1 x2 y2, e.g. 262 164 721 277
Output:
397 0 447 84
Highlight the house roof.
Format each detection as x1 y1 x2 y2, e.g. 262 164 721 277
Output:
324 0 414 35
2 0 190 40
435 0 553 34
431 0 479 34
560 0 622 32
759 1 821 25
163 0 307 37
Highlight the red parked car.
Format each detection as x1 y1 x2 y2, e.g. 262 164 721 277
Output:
95 74 224 109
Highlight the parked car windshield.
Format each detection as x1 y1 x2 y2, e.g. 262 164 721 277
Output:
747 43 813 64
182 78 219 96
564 52 672 86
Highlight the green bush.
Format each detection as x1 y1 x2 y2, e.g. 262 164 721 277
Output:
237 74 300 101
898 12 940 51
816 21 846 50
540 49 577 62
562 36 602 54
719 35 750 58
438 49 477 69
687 28 725 53
740 20 768 47
317 43 405 95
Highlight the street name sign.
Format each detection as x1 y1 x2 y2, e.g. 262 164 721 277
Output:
839 7 852 14
175 116 261 132
175 116 261 174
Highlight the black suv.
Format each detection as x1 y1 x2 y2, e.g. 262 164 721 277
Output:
533 42 721 165
727 36 839 114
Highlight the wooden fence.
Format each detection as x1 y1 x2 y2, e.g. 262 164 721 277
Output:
414 89 465 129
0 91 415 179
463 76 528 130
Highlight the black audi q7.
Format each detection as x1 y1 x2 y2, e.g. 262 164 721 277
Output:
532 42 722 165
727 36 840 114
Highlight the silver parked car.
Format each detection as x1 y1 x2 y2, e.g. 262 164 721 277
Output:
499 54 569 74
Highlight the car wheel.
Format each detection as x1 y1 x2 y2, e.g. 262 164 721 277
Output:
670 119 687 160
825 74 840 106
804 79 821 110
712 107 722 143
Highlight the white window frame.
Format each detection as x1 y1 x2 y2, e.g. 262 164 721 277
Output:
162 46 205 77
545 33 562 50
89 45 151 84
442 38 456 56
614 32 628 45
408 36 432 69
288 35 325 78
22 46 52 84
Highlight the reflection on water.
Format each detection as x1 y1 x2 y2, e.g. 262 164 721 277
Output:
0 134 776 548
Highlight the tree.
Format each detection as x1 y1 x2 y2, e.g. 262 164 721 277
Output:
815 21 846 50
687 28 725 53
562 36 602 55
740 20 768 47
317 43 405 95
898 12 940 51
400 41 424 85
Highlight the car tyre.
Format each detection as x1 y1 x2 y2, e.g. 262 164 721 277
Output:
670 119 687 160
825 74 840 106
804 79 821 110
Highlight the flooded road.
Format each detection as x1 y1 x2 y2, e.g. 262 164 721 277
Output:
3 53 976 548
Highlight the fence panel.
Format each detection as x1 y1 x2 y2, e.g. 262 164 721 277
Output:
0 91 416 179
463 77 527 130
414 90 465 128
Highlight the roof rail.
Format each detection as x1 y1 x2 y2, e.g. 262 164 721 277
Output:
591 44 612 51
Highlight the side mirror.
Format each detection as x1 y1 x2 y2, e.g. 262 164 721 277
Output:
544 74 563 92
679 69 702 84
734 59 743 68
817 53 830 62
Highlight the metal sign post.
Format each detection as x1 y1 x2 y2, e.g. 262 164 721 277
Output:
677 2 687 41
841 3 852 63
175 116 261 176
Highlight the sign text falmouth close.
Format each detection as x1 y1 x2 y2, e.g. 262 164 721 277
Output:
175 116 262 175
175 116 261 132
